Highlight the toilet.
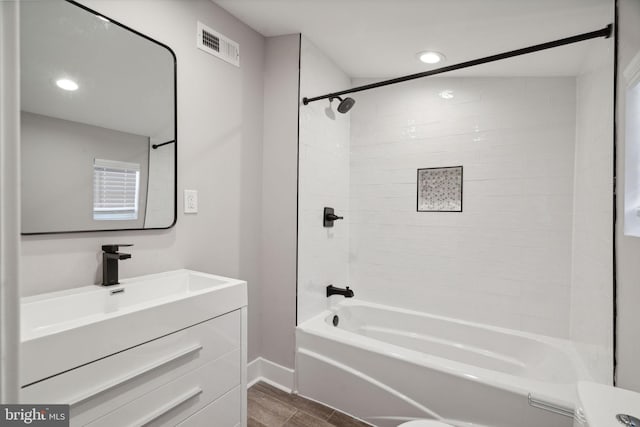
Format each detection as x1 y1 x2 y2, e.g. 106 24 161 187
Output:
399 382 640 427
398 420 452 427
574 381 640 426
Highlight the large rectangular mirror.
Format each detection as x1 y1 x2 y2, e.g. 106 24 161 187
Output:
20 0 176 234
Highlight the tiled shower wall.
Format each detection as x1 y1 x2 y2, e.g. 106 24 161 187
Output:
297 37 351 323
570 41 614 383
349 77 577 337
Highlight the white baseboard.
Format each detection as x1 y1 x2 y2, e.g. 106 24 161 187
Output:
247 357 295 392
247 358 262 388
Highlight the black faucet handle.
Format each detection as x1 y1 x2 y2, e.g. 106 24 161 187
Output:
102 244 134 253
324 207 344 227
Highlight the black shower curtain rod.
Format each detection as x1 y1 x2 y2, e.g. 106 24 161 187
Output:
302 24 613 105
151 140 175 149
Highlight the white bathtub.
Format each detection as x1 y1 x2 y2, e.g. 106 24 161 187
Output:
295 299 595 427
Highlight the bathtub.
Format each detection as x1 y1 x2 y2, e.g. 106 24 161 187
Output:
295 299 594 427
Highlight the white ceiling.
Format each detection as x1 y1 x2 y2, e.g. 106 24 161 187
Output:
21 0 174 139
213 0 614 78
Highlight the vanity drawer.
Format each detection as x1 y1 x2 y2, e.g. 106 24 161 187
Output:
86 349 240 427
176 386 241 427
21 310 240 425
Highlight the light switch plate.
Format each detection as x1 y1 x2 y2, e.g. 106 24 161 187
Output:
184 190 198 214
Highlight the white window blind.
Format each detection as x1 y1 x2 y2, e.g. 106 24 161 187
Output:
93 159 140 221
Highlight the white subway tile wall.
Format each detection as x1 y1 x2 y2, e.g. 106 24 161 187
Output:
297 37 351 324
349 77 577 337
570 51 614 384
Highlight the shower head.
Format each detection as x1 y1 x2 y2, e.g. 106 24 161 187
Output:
330 96 356 114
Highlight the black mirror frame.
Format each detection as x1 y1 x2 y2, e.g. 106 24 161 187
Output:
21 0 178 235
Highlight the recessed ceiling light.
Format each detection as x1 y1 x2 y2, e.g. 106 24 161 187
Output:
55 78 79 91
418 51 445 64
439 90 454 99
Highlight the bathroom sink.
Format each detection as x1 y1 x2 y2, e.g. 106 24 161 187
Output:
20 269 246 386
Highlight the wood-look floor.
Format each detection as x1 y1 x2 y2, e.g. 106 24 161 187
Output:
248 382 371 427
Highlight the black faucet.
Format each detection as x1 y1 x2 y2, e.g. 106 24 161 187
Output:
326 284 354 298
101 244 133 286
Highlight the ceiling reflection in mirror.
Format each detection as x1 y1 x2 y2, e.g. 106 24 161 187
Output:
20 0 176 234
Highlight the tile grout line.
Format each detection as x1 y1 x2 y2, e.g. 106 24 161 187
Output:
327 409 336 421
254 384 300 416
256 383 332 421
281 409 298 427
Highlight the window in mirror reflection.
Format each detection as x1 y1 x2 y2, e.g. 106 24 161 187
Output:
93 159 140 221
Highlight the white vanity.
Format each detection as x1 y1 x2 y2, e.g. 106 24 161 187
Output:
20 270 247 427
18 3 245 425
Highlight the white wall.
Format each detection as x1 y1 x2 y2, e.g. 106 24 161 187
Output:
297 37 351 323
570 39 614 384
260 34 300 369
349 77 577 337
19 0 266 363
617 0 640 392
0 0 21 403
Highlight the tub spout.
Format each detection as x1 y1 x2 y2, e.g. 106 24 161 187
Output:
327 284 354 298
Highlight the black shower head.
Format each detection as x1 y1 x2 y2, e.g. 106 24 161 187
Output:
330 96 356 114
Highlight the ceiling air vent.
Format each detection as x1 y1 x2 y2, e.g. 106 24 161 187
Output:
197 21 240 67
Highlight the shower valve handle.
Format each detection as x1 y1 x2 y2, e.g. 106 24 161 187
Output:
323 207 344 227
